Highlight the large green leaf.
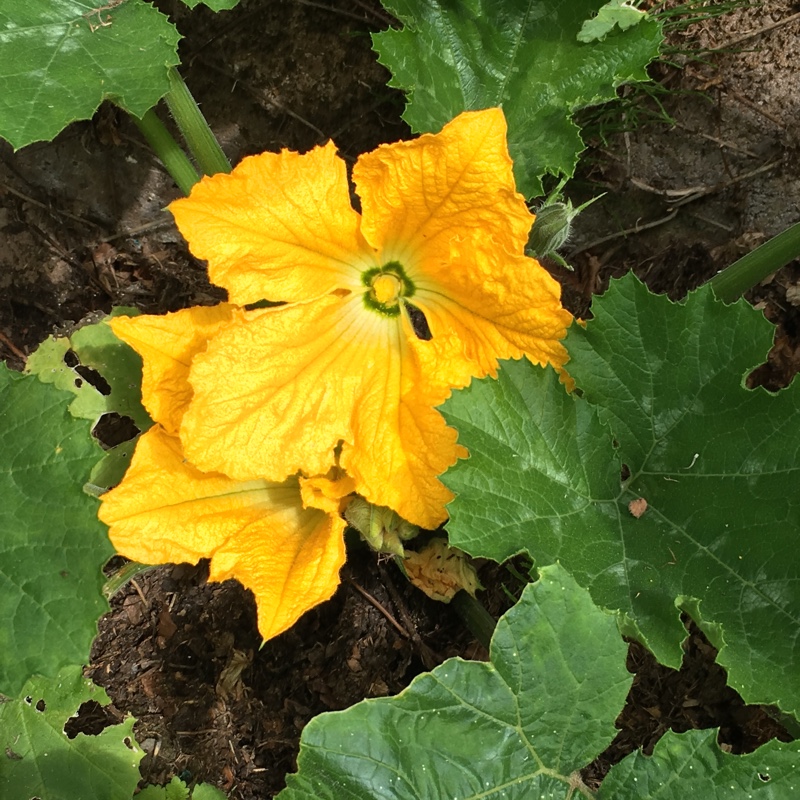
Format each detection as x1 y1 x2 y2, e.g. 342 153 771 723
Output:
373 0 662 196
278 564 632 799
0 364 112 696
441 275 800 716
0 0 180 150
0 665 142 799
600 730 800 798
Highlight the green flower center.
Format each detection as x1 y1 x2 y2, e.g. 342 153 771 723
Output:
362 261 415 317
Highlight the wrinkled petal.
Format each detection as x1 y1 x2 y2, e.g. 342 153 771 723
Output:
354 108 531 266
181 295 464 528
414 245 571 377
98 426 346 640
169 142 375 306
111 304 236 436
354 107 571 379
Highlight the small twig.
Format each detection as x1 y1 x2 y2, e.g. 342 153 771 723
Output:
130 578 149 610
0 330 26 361
98 216 174 243
197 58 327 141
684 210 736 233
629 159 781 207
347 579 410 640
295 0 378 24
0 181 104 230
725 88 786 129
671 121 759 158
703 10 800 53
378 561 439 670
569 208 679 257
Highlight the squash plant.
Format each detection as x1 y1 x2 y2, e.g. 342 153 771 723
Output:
1 0 799 798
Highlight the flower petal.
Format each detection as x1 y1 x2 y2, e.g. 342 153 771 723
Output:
181 295 463 528
98 426 346 640
353 108 531 264
169 142 375 306
110 305 236 436
414 245 572 377
354 107 571 378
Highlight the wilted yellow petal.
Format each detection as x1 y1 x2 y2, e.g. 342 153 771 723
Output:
169 142 376 306
99 426 346 640
403 538 481 602
111 304 236 436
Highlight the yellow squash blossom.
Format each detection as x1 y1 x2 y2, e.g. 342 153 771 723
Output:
99 307 353 640
165 108 571 529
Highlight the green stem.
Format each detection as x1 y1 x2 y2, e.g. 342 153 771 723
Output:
102 560 155 600
131 108 200 195
709 221 800 303
451 590 497 651
164 66 231 176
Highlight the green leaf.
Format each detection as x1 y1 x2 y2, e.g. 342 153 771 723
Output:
578 0 647 43
373 0 662 196
138 776 190 800
441 274 800 717
0 0 180 150
0 665 142 799
0 364 112 696
278 563 632 799
192 784 228 800
25 310 151 433
600 729 800 798
180 0 240 8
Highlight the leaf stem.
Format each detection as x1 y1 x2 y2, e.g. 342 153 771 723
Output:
450 590 497 651
709 221 800 303
164 67 231 177
131 108 200 195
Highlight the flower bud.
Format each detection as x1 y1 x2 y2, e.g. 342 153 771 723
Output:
344 496 418 557
528 201 576 257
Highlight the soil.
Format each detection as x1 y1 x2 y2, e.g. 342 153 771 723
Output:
2 1 799 797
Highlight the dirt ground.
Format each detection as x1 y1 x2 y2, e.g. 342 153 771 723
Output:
2 1 799 797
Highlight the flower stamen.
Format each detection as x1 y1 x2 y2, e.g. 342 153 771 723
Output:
362 261 415 317
371 273 402 305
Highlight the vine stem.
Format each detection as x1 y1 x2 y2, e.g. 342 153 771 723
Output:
130 108 199 195
164 67 231 177
450 589 497 651
709 221 800 303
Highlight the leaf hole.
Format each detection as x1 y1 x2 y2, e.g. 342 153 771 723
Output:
91 413 140 449
758 773 771 782
63 700 117 739
74 364 112 395
35 699 46 713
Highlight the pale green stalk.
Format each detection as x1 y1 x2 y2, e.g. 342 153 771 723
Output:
164 67 231 176
131 108 199 195
451 590 497 651
709 221 800 303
